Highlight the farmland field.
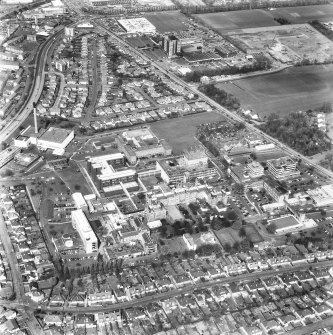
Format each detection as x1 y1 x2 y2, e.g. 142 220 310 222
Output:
271 5 333 24
151 111 226 155
217 64 333 118
145 12 188 33
194 9 279 33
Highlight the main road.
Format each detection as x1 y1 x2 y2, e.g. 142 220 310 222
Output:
36 259 333 314
94 19 333 182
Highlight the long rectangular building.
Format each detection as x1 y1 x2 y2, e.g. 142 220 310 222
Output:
71 209 98 254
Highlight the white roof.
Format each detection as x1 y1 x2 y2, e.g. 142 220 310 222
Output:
72 209 96 241
147 220 162 229
88 153 124 164
72 192 87 208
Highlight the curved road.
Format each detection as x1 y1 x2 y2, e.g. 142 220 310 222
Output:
0 24 77 144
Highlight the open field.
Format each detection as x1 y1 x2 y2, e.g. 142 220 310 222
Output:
271 5 333 24
218 64 333 118
194 9 279 33
151 111 225 155
214 228 242 248
194 5 333 33
145 12 188 33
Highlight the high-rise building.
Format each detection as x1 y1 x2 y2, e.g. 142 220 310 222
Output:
163 35 180 58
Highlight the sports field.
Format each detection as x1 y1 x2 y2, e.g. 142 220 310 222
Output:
145 12 188 33
151 111 225 155
194 9 279 33
271 4 333 24
218 64 333 118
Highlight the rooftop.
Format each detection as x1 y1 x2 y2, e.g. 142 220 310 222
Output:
268 215 302 230
39 127 73 144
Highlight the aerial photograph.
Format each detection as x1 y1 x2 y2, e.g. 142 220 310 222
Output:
1 0 333 334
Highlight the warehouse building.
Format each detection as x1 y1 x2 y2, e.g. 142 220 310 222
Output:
117 18 156 34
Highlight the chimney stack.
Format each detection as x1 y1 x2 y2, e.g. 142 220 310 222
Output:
33 103 38 134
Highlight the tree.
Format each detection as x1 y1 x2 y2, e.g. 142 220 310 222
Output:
267 223 277 234
233 241 241 252
224 243 232 253
226 210 238 222
320 102 332 114
0 141 8 150
74 184 81 191
239 227 247 238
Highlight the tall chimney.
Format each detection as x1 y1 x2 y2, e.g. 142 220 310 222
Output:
33 103 38 134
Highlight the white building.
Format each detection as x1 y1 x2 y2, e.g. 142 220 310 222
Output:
117 18 156 34
37 127 74 151
71 209 98 254
0 60 20 71
72 193 87 209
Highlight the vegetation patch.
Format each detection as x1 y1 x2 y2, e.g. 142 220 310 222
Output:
258 111 331 156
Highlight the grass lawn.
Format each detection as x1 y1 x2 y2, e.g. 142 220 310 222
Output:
151 112 225 155
56 161 92 195
245 224 263 243
218 64 333 118
214 228 242 247
145 12 188 33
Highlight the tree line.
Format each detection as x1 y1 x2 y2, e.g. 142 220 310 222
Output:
199 83 240 110
184 55 272 83
180 0 328 14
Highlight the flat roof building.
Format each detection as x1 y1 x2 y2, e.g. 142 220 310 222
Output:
72 193 88 209
267 156 299 180
71 209 98 254
117 18 156 34
268 215 303 235
37 127 74 151
0 146 20 168
116 128 172 164
87 153 138 195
